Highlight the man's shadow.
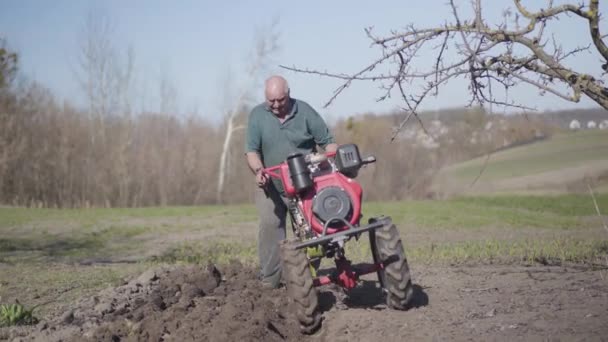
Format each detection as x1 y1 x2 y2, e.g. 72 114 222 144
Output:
317 279 429 312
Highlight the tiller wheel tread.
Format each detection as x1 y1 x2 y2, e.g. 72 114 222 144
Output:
280 240 322 334
372 219 414 310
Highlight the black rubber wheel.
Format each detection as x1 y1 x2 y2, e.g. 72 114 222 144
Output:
280 239 322 334
369 217 414 310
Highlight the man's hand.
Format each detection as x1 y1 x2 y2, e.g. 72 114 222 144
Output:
325 143 339 153
246 152 269 188
255 168 269 188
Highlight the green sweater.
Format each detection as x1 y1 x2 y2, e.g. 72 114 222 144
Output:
245 98 335 192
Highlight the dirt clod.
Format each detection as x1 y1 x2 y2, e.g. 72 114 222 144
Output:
20 261 301 342
4 263 608 341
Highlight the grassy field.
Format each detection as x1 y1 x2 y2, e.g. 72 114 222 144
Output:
1 192 607 319
433 129 608 195
1 194 607 265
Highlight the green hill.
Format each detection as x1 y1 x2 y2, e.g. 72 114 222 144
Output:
432 129 608 196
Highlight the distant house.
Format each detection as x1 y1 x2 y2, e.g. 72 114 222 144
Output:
428 120 449 136
600 120 608 130
587 120 597 129
569 119 581 130
415 130 440 149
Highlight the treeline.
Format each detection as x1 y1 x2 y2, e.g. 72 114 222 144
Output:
1 83 224 207
0 43 558 208
0 84 555 207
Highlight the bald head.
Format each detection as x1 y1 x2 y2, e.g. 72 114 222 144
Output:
265 75 289 96
264 75 291 117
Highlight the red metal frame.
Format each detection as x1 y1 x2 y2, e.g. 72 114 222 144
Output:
263 150 381 290
313 258 385 289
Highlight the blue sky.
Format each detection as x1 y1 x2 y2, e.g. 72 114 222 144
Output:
1 0 606 124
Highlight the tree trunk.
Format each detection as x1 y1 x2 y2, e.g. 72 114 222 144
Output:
216 116 235 204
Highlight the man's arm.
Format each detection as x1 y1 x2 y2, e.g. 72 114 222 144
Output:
246 152 269 187
244 110 269 187
245 110 264 174
246 152 265 175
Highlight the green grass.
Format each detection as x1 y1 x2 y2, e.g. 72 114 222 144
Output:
0 302 38 327
342 236 608 266
0 204 258 263
0 225 156 262
0 205 253 229
365 193 608 230
445 129 608 182
152 240 258 265
147 193 608 267
153 234 608 268
449 193 608 216
1 193 607 266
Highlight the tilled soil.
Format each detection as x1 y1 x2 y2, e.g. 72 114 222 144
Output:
3 261 608 341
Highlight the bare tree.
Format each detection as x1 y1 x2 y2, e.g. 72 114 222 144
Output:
215 20 280 203
282 0 608 140
0 39 23 203
157 66 178 206
77 12 132 134
75 10 136 206
75 10 136 139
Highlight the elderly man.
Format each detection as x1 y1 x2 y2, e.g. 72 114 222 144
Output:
245 75 338 288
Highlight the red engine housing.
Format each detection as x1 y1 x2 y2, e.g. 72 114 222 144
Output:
264 153 363 236
300 172 362 235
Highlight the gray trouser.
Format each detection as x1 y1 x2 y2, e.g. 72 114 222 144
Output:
255 185 290 288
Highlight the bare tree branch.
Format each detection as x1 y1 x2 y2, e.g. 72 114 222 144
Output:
281 0 608 138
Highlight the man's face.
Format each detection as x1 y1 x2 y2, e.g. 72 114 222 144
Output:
265 90 290 116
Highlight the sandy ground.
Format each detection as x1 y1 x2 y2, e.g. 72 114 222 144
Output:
2 261 607 342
